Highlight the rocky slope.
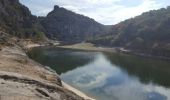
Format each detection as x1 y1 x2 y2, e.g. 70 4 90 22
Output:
89 6 170 58
0 0 45 39
0 31 93 100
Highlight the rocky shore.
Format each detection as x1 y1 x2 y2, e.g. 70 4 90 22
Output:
0 32 93 100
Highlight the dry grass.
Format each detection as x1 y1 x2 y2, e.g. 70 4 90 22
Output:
58 43 116 52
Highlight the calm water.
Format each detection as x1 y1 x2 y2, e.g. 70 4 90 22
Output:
28 47 170 100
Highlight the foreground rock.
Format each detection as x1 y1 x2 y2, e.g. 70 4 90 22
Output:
0 32 93 100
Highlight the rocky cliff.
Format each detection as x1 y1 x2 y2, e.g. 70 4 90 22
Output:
0 0 45 39
39 5 110 44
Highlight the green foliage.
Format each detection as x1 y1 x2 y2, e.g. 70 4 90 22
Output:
34 30 45 40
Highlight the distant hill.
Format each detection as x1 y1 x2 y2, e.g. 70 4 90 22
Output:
39 5 110 44
0 0 45 39
89 6 170 57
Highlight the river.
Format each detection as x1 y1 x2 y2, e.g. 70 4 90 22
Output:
28 47 170 100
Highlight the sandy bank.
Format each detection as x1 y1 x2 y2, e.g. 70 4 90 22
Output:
58 43 116 53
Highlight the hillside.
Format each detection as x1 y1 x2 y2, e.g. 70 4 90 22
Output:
0 0 111 44
39 5 110 44
89 6 170 57
0 0 45 39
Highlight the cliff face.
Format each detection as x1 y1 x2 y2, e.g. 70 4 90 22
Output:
40 5 109 44
0 0 45 39
0 0 110 44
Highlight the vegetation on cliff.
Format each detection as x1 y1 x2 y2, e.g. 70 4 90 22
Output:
0 0 45 40
39 5 110 44
89 6 170 57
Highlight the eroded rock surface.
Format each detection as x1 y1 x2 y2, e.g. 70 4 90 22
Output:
0 32 89 100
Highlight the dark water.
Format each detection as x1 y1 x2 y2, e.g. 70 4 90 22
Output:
28 47 170 100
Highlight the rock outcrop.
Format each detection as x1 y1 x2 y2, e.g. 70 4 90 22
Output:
39 5 109 44
0 31 92 100
0 0 45 39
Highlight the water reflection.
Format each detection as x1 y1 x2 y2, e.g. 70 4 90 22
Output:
28 47 170 100
61 53 170 100
28 47 96 74
105 53 170 87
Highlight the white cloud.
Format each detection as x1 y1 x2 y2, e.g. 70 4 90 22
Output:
52 0 163 25
32 6 52 16
20 0 169 25
60 52 170 100
106 0 162 24
61 54 121 89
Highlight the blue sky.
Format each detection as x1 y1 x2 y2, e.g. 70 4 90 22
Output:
20 0 170 25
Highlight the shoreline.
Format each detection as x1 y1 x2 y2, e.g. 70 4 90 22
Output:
57 43 170 61
62 82 95 100
120 50 170 61
57 43 116 53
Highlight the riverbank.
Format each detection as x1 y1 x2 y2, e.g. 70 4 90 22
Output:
58 43 170 61
58 43 116 53
118 48 170 61
0 45 88 100
24 43 95 100
0 31 94 100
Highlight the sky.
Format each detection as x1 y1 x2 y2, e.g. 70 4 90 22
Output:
20 0 170 25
